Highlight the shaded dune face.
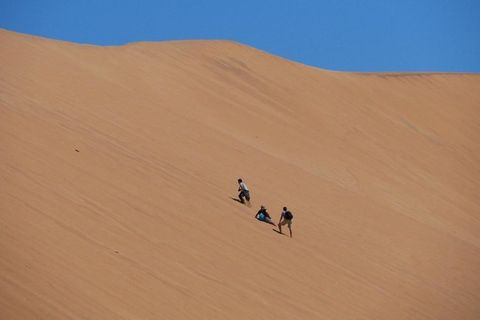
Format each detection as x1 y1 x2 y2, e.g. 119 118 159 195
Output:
1 29 479 320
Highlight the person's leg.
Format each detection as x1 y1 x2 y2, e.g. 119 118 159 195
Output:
238 191 245 203
245 190 250 201
288 226 292 238
265 217 276 226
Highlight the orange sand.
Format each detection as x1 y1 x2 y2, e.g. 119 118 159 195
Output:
1 29 479 319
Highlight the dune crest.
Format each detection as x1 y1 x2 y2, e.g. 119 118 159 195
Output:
1 29 479 319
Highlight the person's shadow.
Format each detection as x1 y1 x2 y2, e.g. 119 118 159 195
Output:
229 197 252 207
272 229 287 236
229 197 244 204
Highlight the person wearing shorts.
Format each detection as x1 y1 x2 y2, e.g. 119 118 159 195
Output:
278 207 293 238
255 205 276 226
237 178 250 203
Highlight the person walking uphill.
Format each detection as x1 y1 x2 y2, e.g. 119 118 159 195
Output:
278 207 293 238
237 179 250 203
255 205 276 226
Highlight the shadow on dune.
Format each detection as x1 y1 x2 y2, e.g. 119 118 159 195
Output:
229 196 244 204
272 229 287 236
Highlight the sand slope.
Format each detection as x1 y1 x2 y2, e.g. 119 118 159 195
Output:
1 29 479 319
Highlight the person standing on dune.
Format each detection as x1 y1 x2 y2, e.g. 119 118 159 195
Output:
237 178 250 203
278 207 293 238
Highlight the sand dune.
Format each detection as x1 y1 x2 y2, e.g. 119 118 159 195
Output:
1 29 479 319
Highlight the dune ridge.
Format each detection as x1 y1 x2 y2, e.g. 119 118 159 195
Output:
1 29 480 319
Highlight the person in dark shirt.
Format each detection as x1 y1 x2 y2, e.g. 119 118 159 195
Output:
255 205 276 226
278 206 293 238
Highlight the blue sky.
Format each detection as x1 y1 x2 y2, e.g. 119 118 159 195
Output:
2 0 479 72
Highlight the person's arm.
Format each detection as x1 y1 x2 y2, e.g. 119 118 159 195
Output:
278 213 283 224
255 211 260 219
